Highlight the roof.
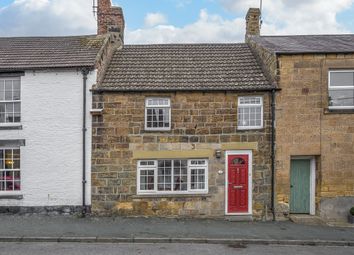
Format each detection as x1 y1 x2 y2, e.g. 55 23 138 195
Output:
251 34 354 54
0 35 107 71
99 43 273 91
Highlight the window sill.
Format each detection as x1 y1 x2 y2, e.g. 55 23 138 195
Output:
324 108 354 114
133 193 211 199
0 124 22 130
0 194 23 200
237 127 264 131
143 129 172 133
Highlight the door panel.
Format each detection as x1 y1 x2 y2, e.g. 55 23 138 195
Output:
227 154 249 213
290 159 311 214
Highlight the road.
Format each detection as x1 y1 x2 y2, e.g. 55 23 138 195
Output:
0 243 354 255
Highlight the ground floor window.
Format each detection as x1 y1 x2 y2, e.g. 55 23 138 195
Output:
0 148 20 192
137 159 208 194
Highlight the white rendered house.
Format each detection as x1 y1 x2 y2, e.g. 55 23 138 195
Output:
0 36 105 213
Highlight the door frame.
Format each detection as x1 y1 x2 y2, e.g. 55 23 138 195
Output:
290 156 316 215
225 150 253 215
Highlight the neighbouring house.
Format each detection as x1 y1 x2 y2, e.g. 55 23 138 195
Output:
0 33 118 213
247 10 354 222
91 2 276 220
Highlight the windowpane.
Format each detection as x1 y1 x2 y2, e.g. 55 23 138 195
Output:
0 148 21 192
238 97 263 129
140 169 154 191
145 98 170 130
330 72 354 87
138 159 207 194
0 83 4 101
173 160 187 191
191 168 206 190
329 89 354 107
0 78 21 124
158 160 172 191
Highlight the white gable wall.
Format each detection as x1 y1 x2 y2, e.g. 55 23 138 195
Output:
0 69 95 207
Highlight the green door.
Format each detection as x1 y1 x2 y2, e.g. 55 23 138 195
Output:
290 159 311 214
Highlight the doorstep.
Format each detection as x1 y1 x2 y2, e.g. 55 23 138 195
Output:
289 214 326 226
225 215 253 222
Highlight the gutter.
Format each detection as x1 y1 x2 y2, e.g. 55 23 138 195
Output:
271 88 276 221
81 69 90 216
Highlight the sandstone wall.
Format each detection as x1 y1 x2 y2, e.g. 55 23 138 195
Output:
275 53 354 219
91 91 272 219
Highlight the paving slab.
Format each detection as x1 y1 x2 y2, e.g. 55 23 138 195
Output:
0 215 353 246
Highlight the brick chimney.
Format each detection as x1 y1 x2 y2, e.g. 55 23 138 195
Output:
245 8 261 40
97 0 125 40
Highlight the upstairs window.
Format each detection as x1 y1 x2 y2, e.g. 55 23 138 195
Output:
237 96 263 129
0 77 21 124
145 98 171 131
328 71 354 109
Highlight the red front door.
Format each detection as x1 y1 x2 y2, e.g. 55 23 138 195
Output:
227 154 249 213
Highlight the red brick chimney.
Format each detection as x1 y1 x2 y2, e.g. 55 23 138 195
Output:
97 0 125 40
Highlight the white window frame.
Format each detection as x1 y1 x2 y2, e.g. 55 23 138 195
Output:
0 147 21 195
0 77 21 126
145 97 171 131
137 159 208 195
328 70 354 110
237 96 263 130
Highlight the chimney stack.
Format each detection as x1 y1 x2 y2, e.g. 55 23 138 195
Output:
245 8 261 40
97 0 125 40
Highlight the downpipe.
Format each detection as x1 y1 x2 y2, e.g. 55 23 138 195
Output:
81 69 89 217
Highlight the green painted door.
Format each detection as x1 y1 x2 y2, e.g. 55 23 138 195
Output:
290 159 311 214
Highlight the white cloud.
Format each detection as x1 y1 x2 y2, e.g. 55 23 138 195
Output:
126 9 245 44
144 12 168 27
0 0 96 36
220 0 354 35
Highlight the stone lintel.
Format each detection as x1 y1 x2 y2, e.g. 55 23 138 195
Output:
133 149 214 159
221 142 258 151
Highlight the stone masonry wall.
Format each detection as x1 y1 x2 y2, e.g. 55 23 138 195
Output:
274 53 354 220
91 91 272 219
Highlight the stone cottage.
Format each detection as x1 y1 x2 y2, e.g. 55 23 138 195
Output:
247 11 354 222
91 2 276 220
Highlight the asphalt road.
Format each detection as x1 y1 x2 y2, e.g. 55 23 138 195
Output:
0 243 354 255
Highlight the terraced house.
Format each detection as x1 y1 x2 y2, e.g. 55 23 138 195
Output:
93 3 354 222
248 32 354 222
0 35 105 213
91 3 275 220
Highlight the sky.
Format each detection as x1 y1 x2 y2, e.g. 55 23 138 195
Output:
0 0 353 44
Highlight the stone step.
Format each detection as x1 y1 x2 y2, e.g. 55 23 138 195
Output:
289 214 326 226
225 215 253 222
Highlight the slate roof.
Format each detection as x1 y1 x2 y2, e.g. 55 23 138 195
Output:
251 34 354 54
0 35 106 71
99 43 273 91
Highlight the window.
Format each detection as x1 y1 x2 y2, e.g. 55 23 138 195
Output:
137 159 208 194
328 71 354 109
237 96 263 129
145 98 171 131
0 148 21 192
0 77 21 124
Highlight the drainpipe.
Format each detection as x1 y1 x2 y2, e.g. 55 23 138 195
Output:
271 89 276 221
81 69 89 216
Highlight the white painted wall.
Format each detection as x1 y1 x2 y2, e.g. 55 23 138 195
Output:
0 69 95 207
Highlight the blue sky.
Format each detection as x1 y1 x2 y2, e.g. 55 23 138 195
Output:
0 0 353 44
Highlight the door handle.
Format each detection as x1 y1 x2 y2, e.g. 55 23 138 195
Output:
290 185 294 188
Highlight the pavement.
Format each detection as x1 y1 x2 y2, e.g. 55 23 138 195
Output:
0 215 353 246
